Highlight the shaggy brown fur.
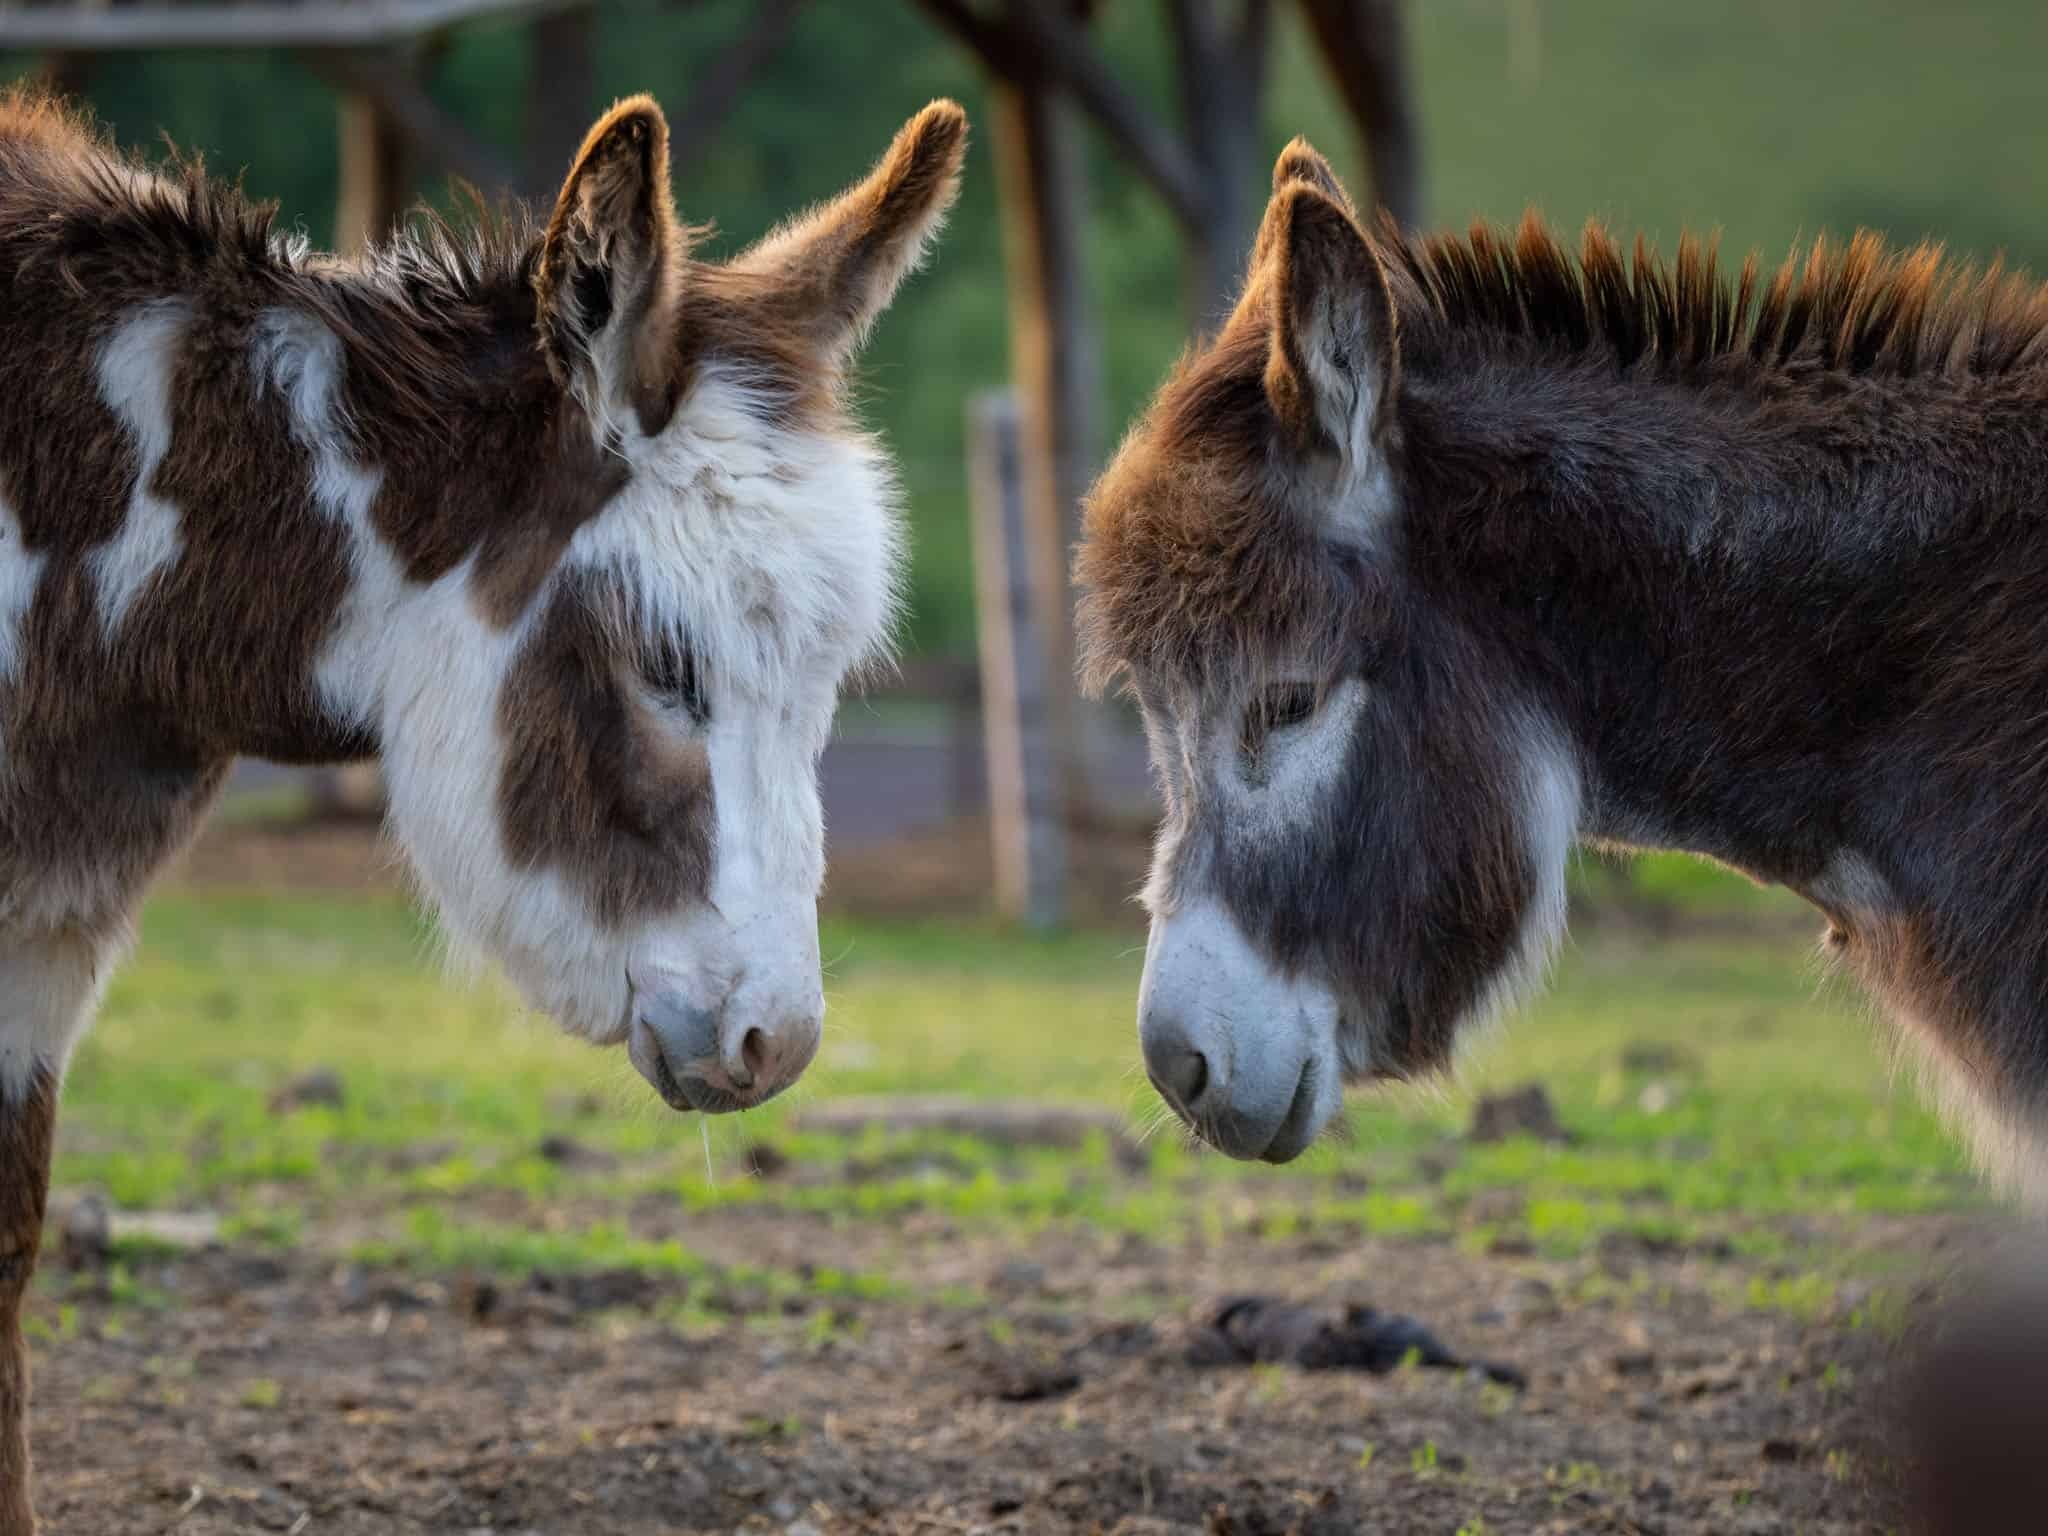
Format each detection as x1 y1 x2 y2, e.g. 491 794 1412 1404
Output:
1081 142 2048 1194
1080 211 2048 699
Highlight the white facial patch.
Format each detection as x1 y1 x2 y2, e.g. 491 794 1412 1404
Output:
89 300 191 637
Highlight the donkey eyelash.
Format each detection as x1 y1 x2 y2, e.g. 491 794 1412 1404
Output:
639 640 708 723
1239 682 1322 768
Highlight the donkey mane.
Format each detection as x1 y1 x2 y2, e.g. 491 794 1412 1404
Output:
1383 209 2048 381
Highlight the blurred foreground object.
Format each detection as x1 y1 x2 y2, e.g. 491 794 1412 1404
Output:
1902 1228 2048 1533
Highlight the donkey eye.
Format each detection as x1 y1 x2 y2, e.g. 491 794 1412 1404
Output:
640 640 707 724
1239 683 1319 769
1261 684 1319 732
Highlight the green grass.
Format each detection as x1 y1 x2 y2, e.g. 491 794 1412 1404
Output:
48 856 1979 1294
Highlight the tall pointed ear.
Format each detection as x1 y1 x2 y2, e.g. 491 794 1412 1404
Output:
1261 185 1399 462
731 99 968 369
1251 138 1358 269
535 95 690 435
1272 137 1358 215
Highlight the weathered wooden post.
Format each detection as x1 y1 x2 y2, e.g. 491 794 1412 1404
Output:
969 391 1067 928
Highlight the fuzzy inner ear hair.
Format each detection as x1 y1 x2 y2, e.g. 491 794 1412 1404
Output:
728 99 969 369
535 95 690 435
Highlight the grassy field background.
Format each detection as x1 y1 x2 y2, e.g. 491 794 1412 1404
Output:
49 858 1975 1316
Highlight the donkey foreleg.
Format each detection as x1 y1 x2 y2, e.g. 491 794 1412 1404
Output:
0 931 107 1536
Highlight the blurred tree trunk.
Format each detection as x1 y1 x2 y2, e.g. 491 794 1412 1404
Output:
334 72 414 257
989 74 1098 818
668 0 806 179
525 4 594 195
1298 0 1421 226
1166 0 1272 330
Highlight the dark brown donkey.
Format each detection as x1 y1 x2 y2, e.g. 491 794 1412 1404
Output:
0 90 966 1530
1079 139 2048 1186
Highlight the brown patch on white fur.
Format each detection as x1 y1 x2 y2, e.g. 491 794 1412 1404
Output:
497 570 714 928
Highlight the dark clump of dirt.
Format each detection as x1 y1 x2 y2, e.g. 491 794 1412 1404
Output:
268 1067 346 1115
1186 1295 1525 1387
1468 1082 1571 1145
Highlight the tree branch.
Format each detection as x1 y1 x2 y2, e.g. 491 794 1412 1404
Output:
307 48 521 197
1296 0 1422 225
917 0 1210 232
667 0 807 180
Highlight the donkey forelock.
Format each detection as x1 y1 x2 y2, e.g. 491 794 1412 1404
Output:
0 87 965 1113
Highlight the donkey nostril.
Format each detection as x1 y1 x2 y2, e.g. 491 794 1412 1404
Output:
738 1026 770 1086
1154 1046 1210 1113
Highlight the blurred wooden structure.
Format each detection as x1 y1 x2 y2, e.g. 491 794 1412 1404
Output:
920 0 1420 916
968 392 1067 927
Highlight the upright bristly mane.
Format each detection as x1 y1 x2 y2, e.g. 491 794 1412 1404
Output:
1381 209 2048 380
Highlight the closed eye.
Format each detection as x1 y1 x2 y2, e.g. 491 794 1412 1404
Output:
1239 682 1320 769
640 637 707 724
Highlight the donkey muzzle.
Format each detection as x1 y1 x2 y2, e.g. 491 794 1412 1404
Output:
628 993 820 1113
1138 900 1344 1163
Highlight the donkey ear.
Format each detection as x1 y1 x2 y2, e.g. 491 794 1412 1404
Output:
1271 137 1358 216
535 95 689 435
731 99 968 369
1262 185 1398 461
1250 139 1358 272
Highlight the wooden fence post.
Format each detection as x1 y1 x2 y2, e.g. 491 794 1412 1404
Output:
969 391 1067 928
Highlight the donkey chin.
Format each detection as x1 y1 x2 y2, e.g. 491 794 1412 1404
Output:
1137 899 1349 1162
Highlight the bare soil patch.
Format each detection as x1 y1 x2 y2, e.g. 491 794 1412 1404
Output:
31 1201 1945 1534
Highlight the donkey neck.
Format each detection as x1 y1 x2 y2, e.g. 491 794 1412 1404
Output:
1400 346 2048 896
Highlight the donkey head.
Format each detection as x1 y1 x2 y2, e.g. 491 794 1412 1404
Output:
1076 144 1577 1161
381 98 965 1115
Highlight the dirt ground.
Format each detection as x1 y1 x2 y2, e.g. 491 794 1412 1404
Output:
28 817 1964 1534
33 1195 1963 1536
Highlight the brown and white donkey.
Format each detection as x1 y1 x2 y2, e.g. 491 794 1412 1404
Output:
1081 140 2048 1192
0 90 966 1527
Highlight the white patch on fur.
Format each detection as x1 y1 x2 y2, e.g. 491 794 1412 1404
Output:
88 301 191 636
251 308 393 739
0 489 44 768
1809 849 1894 919
584 368 899 1049
1456 714 1582 1064
0 926 114 1097
0 491 40 683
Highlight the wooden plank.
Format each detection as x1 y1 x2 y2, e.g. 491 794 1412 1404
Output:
968 390 1066 928
334 80 411 258
989 74 1092 818
0 0 586 51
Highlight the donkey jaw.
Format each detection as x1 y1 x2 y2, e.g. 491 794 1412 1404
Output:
1137 898 1347 1163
